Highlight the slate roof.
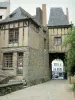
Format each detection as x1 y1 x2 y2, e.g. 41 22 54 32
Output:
0 7 32 23
0 1 9 8
48 7 69 26
0 7 41 27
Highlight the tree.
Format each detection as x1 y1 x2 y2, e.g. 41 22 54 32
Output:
64 26 75 76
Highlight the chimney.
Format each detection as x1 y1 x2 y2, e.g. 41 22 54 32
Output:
42 4 46 26
36 7 42 24
66 8 69 22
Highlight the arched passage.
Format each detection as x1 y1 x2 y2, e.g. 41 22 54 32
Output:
49 53 67 79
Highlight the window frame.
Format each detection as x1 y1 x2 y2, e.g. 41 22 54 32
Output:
9 28 19 44
0 15 2 19
3 53 13 70
17 52 23 75
54 37 62 46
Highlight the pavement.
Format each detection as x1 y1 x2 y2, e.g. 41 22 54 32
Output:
0 80 75 100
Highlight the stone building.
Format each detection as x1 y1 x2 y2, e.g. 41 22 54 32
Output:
48 7 72 78
0 3 73 84
0 5 50 84
52 59 64 79
0 0 10 21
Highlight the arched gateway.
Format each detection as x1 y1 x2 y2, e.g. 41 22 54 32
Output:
49 53 65 79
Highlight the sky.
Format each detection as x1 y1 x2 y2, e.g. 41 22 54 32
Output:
1 0 75 24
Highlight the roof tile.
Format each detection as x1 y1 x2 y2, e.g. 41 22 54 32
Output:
48 7 69 26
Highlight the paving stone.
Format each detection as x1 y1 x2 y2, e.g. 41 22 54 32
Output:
0 80 75 100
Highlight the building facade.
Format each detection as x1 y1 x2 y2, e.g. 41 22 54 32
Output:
0 0 10 21
48 7 72 78
52 59 64 79
0 6 50 85
48 7 72 53
0 3 73 84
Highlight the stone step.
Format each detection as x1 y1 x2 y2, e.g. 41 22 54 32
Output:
0 70 15 84
8 79 27 86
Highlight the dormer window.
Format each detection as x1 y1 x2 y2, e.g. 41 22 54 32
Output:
10 13 16 18
0 16 2 19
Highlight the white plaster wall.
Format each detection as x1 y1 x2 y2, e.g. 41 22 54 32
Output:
0 2 10 21
52 59 64 72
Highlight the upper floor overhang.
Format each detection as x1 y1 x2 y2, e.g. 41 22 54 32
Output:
47 24 73 29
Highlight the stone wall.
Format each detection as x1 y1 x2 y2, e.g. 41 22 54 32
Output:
0 20 50 86
0 47 29 78
27 47 50 85
27 23 50 85
0 82 25 96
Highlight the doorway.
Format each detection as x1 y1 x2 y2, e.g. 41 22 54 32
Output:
17 52 23 75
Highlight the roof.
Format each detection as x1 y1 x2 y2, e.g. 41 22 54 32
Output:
0 7 41 27
48 7 69 26
0 7 31 23
0 1 9 8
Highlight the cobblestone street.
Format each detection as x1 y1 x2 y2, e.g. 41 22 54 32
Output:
0 80 75 100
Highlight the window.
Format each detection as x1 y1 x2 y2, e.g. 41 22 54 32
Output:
54 63 56 66
0 25 4 29
54 37 62 45
0 16 2 19
54 63 59 66
55 68 56 71
60 68 62 71
3 53 13 68
9 28 19 43
44 38 46 50
57 68 59 71
53 68 55 71
10 13 16 18
60 63 61 66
